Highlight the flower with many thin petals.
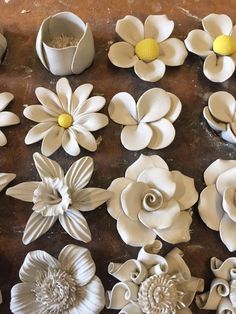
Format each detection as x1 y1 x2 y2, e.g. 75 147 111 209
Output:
106 240 204 313
199 159 236 252
108 88 182 150
6 152 111 245
185 13 236 82
10 244 105 313
107 154 198 247
108 15 188 82
0 92 20 147
23 78 109 157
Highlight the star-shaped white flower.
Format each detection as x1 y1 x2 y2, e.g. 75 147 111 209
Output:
6 153 111 245
0 92 20 146
24 78 109 156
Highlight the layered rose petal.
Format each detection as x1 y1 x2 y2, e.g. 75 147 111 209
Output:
219 214 236 252
223 187 236 222
184 29 213 57
204 159 236 186
134 59 166 82
116 15 144 45
144 15 174 42
159 38 188 66
108 42 138 68
216 166 236 195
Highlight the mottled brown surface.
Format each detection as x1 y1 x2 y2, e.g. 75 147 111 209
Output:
0 0 236 313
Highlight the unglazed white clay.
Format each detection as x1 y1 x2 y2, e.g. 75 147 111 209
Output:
0 30 7 63
108 15 188 82
36 11 95 76
10 244 105 313
6 153 111 245
109 88 181 151
23 77 109 157
106 240 204 313
0 173 15 192
107 154 198 247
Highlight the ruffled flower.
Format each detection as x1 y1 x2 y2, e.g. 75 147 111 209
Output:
109 88 181 150
6 152 111 245
10 244 105 313
106 240 204 313
107 154 198 247
0 92 20 146
108 15 188 82
23 77 109 156
185 13 236 82
198 159 236 251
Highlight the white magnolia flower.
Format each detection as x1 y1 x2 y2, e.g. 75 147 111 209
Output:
203 91 236 143
0 92 20 146
109 88 181 150
185 13 236 82
10 244 105 313
106 240 204 313
6 152 111 245
107 154 198 247
108 15 188 82
23 77 109 157
196 256 236 313
199 159 236 252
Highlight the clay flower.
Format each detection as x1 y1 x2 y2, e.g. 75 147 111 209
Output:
185 13 236 82
196 256 236 312
109 88 181 150
106 240 204 313
0 172 15 192
0 92 20 146
107 154 198 247
10 244 105 313
108 15 188 82
23 78 108 156
203 91 236 143
198 158 236 251
6 153 111 245
0 30 7 63
36 11 95 76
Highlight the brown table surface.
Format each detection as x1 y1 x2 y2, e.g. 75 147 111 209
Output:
1 0 236 313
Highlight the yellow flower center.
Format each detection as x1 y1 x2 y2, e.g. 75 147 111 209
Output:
135 38 159 62
213 35 236 56
57 113 73 128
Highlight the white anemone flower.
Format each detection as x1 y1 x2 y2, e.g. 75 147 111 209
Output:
108 15 188 82
6 153 111 245
23 78 109 156
10 244 105 313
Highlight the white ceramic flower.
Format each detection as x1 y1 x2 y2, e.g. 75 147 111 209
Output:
23 77 109 157
0 172 15 192
0 31 7 63
196 256 236 312
108 15 188 82
6 152 111 245
198 159 236 251
203 91 236 143
109 88 181 150
107 154 198 247
106 240 204 313
185 13 236 82
10 244 105 313
0 92 20 146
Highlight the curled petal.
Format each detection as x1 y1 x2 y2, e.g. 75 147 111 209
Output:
108 42 138 68
208 91 236 123
134 59 166 82
121 123 153 151
203 107 227 132
144 15 174 42
217 297 235 313
33 152 64 180
178 277 204 307
202 13 233 38
165 247 191 280
120 302 142 314
165 92 182 123
210 256 236 280
219 213 236 252
184 29 213 57
159 38 187 66
148 118 176 149
6 182 39 202
116 15 144 45
106 282 138 309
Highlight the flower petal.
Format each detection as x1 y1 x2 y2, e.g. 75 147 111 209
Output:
0 130 7 146
184 29 213 57
148 118 176 149
56 77 72 112
0 111 20 127
23 212 58 245
6 182 39 202
59 209 91 242
117 211 156 246
23 105 56 123
108 42 138 68
144 15 174 42
41 125 64 156
35 87 62 115
216 166 236 195
75 112 108 131
204 159 236 186
33 152 64 180
203 106 227 132
223 187 236 222
116 15 144 45
165 92 182 123
0 173 16 192
222 123 236 143
134 59 166 82
159 38 187 66
62 128 81 156
71 83 93 113
198 185 224 231
58 244 95 286
0 92 14 111
220 213 236 251
25 122 55 145
73 96 106 117
75 127 97 151
108 260 147 283
202 13 233 38
208 91 236 123
119 302 142 314
203 54 235 83
121 123 153 150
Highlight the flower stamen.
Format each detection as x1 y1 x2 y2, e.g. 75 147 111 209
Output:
135 38 159 62
58 113 73 129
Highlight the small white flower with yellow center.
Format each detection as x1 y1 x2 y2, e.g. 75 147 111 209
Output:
185 13 236 82
23 78 109 156
108 15 188 82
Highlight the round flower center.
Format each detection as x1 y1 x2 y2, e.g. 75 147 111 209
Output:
33 267 77 312
135 38 159 62
213 35 236 56
142 188 163 212
58 113 73 128
138 274 185 314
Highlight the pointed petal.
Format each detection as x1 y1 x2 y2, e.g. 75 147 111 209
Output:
73 96 105 117
62 128 81 156
121 123 153 150
144 15 174 42
0 130 7 146
25 122 55 145
204 159 236 185
75 112 108 131
0 92 14 111
159 38 187 66
108 42 138 68
71 83 93 113
41 125 64 156
23 105 56 123
148 119 176 149
165 92 182 123
0 111 20 127
202 13 233 38
216 166 236 195
75 128 97 152
33 152 64 180
220 213 236 251
184 29 213 57
208 91 236 123
134 59 166 82
6 182 39 202
35 87 62 116
0 173 16 192
222 123 236 143
56 77 72 112
116 15 144 45
203 106 227 132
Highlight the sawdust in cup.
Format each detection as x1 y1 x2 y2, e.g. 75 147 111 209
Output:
47 34 79 48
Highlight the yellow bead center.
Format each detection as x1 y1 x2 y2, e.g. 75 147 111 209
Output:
213 35 236 56
58 113 73 128
135 38 159 62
